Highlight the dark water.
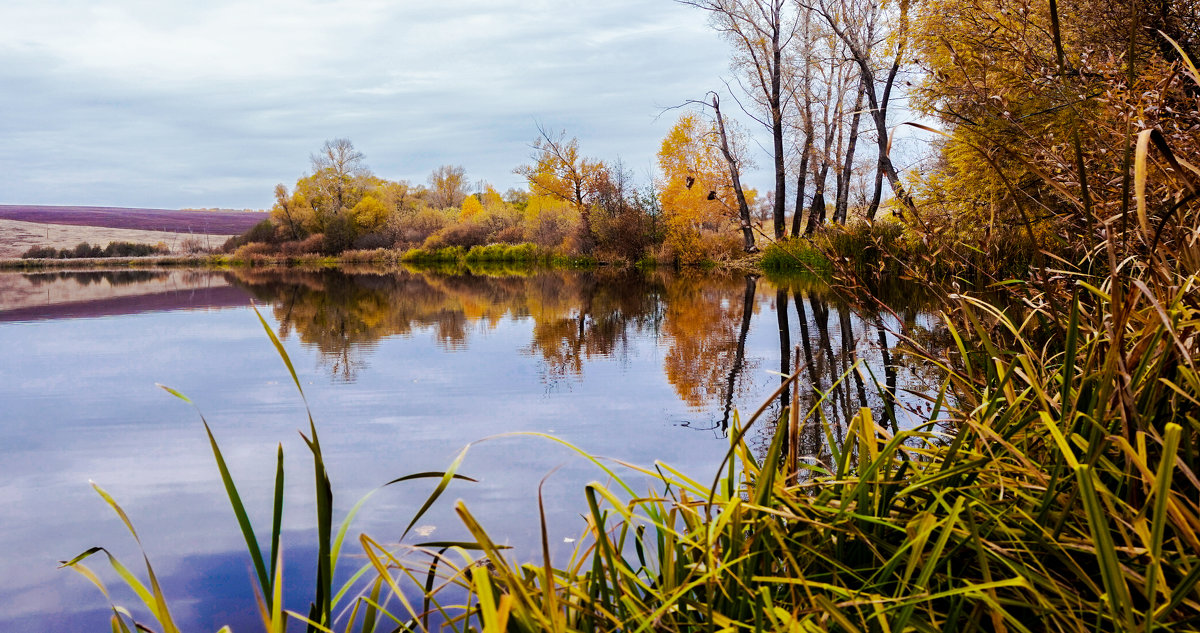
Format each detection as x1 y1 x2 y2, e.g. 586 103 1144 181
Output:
0 267 943 631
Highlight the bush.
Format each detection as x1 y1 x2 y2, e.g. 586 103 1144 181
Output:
103 241 165 258
20 245 60 259
423 221 490 250
72 242 103 258
279 234 324 256
321 214 358 254
19 241 167 260
352 232 391 250
180 237 209 254
401 246 466 264
386 207 451 246
339 248 395 263
490 224 525 244
223 219 280 253
233 242 277 259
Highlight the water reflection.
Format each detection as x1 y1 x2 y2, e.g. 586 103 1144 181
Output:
219 266 944 438
0 265 947 633
226 268 671 383
0 269 246 322
773 279 949 471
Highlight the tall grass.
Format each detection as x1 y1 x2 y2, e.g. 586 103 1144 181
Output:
62 241 1198 631
444 263 1197 631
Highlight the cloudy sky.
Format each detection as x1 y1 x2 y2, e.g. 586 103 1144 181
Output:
0 0 752 210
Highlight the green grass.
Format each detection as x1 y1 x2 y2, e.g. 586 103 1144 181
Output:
758 238 833 276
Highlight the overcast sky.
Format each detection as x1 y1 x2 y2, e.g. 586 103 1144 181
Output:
0 0 759 210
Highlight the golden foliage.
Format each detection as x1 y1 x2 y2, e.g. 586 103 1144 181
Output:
657 114 753 264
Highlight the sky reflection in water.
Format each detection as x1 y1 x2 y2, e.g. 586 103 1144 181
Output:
0 267 942 632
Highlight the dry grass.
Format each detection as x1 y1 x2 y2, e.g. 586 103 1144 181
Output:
0 219 228 258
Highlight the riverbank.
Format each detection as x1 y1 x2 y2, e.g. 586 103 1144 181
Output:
0 245 771 274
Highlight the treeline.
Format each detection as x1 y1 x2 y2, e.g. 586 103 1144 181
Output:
226 135 682 264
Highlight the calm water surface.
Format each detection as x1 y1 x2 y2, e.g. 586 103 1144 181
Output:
0 267 941 631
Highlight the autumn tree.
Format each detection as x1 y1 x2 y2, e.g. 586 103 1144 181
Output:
292 138 376 242
910 0 1200 247
515 126 607 252
659 112 757 263
588 160 663 262
270 183 307 240
515 126 606 209
308 138 371 213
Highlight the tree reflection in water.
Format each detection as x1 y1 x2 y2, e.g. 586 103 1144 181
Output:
224 266 945 459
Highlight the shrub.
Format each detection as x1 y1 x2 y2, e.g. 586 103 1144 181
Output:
351 232 390 250
180 237 209 254
321 214 358 254
20 245 59 259
103 241 165 258
71 242 103 258
233 242 276 259
279 234 324 256
423 221 490 250
401 245 466 264
339 248 395 263
223 219 280 253
386 207 451 246
490 224 525 244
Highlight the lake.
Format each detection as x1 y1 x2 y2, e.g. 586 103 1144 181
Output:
0 266 942 631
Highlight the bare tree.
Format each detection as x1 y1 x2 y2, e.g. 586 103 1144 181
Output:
681 0 801 239
808 0 919 221
833 77 866 224
310 138 367 212
712 93 759 252
789 6 817 237
427 165 469 209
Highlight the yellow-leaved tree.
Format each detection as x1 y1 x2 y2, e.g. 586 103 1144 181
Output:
459 195 484 220
515 127 607 253
658 113 754 264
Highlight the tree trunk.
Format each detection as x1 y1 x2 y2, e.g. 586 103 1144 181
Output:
770 6 788 240
713 94 758 253
791 11 816 238
804 78 837 236
835 79 866 224
791 138 812 237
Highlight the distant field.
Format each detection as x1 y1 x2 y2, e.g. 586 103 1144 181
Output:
0 205 268 235
0 219 236 258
